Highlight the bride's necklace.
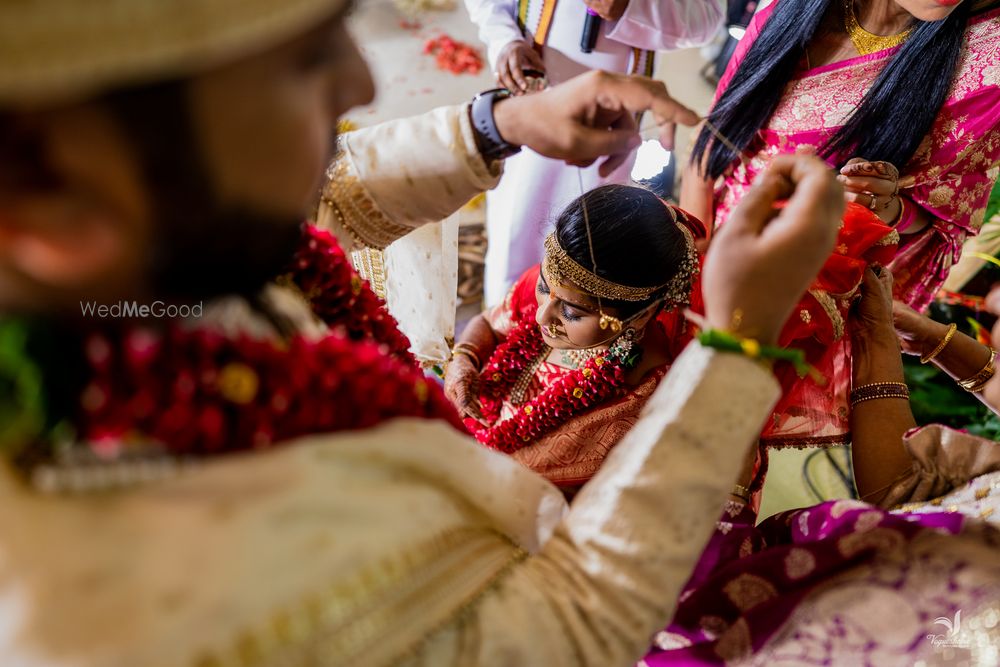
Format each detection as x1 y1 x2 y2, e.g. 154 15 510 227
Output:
560 347 602 369
844 0 913 55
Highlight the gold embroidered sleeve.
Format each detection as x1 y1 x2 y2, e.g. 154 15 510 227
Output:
316 104 503 252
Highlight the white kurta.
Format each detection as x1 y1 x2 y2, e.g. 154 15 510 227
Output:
463 0 724 303
0 104 780 667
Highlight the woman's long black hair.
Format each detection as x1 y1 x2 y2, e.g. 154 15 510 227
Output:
691 0 978 179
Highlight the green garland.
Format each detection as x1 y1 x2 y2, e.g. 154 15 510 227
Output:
696 329 819 381
0 320 47 456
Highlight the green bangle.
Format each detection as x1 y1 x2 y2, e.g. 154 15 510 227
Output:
696 329 819 381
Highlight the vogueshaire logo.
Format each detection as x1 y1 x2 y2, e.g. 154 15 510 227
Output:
79 301 203 319
927 610 971 649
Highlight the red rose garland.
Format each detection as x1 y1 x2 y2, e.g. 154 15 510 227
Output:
468 313 637 454
288 224 416 365
18 223 466 485
76 323 465 459
476 316 550 422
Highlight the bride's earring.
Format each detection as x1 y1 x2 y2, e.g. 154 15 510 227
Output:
613 326 637 355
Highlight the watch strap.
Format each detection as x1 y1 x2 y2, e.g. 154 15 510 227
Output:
470 88 521 162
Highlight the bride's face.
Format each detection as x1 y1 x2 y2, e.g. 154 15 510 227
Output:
535 269 627 350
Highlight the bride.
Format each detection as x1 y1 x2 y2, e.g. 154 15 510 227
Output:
445 184 702 495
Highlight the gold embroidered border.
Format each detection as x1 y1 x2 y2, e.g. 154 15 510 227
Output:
193 526 527 667
320 151 410 250
351 247 387 300
876 229 901 247
809 288 845 341
760 433 852 450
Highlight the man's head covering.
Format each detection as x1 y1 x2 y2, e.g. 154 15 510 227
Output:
0 0 343 106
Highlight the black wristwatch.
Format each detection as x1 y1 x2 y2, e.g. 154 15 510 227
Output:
470 88 522 162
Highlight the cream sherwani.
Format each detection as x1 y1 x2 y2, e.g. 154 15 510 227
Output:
0 105 780 667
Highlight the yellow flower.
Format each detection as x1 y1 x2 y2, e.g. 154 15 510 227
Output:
218 363 259 404
740 339 761 359
414 380 428 403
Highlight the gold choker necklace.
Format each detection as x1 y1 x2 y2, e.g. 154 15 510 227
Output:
843 0 913 56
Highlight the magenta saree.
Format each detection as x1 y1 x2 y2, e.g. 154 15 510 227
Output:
709 3 1000 450
714 3 1000 313
641 425 1000 665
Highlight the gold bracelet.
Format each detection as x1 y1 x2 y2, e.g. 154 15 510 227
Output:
958 348 996 393
891 197 905 226
731 484 750 502
451 342 482 370
453 341 482 357
920 323 957 365
850 382 910 406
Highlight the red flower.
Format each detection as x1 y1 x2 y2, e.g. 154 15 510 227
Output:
64 225 466 465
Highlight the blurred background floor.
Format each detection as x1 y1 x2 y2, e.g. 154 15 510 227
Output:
346 0 716 148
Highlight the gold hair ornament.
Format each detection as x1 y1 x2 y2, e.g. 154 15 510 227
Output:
542 200 699 332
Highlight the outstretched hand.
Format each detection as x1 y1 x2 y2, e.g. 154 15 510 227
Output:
495 40 546 94
838 158 903 225
853 267 895 338
493 70 699 177
444 356 486 425
702 155 844 345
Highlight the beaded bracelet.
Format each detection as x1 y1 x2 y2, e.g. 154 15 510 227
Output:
920 323 957 365
696 329 819 380
849 382 910 406
958 348 996 393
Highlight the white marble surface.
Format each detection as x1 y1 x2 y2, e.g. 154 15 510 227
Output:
347 0 717 156
347 0 496 128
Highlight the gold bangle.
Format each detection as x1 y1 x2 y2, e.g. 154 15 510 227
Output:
850 381 910 406
451 344 482 370
891 197 905 226
731 484 750 502
453 341 481 355
958 348 996 393
920 323 957 365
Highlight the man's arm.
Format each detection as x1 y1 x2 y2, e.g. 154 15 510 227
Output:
605 0 724 51
316 72 701 252
419 344 779 665
416 154 843 666
316 104 498 252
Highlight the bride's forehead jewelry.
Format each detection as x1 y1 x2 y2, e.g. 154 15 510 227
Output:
560 175 699 332
565 116 740 333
